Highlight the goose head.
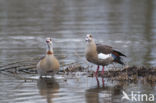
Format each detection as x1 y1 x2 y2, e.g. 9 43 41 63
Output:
85 34 93 43
46 38 53 54
46 37 52 44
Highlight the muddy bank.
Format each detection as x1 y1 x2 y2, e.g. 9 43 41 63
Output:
98 66 156 82
0 60 156 82
63 64 156 82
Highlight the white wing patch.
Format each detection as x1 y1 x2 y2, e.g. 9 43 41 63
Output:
98 53 112 60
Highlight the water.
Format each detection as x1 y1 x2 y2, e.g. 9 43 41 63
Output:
0 0 156 103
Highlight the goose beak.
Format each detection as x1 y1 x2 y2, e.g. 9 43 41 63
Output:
85 37 89 42
85 38 88 41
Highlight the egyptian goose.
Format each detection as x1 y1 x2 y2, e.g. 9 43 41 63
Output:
85 34 126 75
37 38 60 77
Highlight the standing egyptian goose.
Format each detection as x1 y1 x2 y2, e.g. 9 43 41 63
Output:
37 38 60 77
85 34 126 75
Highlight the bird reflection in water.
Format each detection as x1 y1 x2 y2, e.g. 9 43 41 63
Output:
85 81 124 103
37 77 59 103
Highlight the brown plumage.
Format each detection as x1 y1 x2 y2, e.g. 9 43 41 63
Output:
37 38 60 77
85 34 126 75
96 44 126 57
96 44 113 54
96 44 126 65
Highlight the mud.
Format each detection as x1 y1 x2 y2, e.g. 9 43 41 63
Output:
0 60 156 82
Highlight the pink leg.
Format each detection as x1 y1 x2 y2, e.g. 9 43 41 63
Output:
95 65 99 76
102 78 104 87
101 66 104 75
96 76 100 87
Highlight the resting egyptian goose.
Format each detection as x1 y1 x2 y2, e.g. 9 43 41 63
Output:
85 34 126 75
37 38 60 77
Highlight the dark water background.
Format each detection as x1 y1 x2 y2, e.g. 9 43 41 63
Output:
0 0 156 103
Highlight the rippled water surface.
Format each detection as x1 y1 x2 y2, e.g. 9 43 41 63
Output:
0 0 156 103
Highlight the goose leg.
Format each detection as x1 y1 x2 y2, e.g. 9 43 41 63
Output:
95 65 100 76
96 76 100 87
101 66 104 75
102 78 104 87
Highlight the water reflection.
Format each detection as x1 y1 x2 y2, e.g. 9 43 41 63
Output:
37 78 59 103
0 0 156 67
0 0 156 103
142 0 154 67
85 80 124 103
